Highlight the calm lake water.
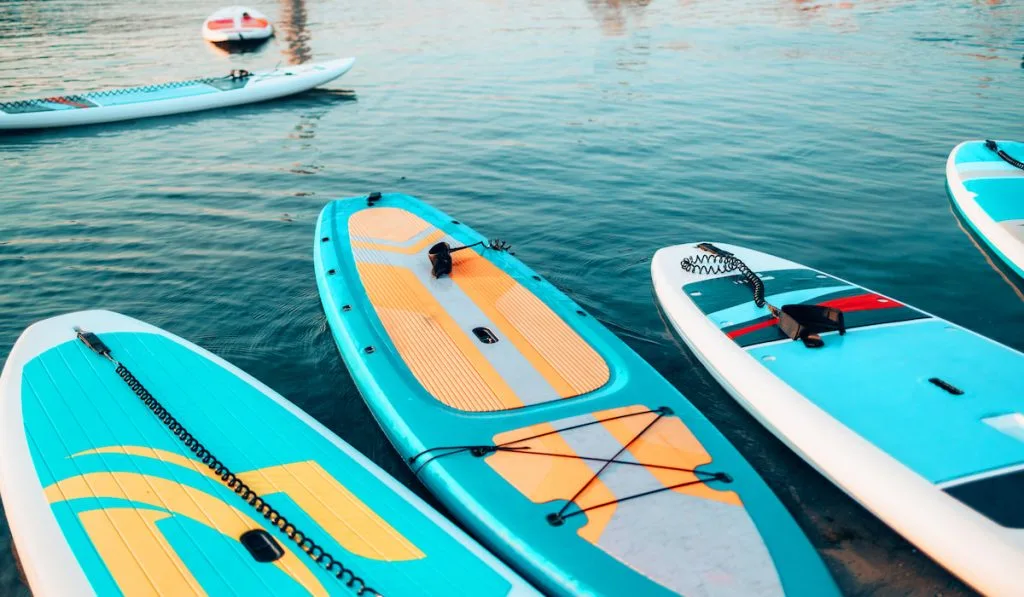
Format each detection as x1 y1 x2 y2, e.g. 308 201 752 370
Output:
2 0 1023 594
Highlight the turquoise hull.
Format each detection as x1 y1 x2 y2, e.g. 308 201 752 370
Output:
315 194 837 596
0 311 530 596
947 140 1024 290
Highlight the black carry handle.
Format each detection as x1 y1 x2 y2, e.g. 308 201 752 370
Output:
428 242 456 278
777 304 846 348
428 239 513 278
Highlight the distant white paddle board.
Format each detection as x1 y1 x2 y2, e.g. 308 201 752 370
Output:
0 57 354 130
202 6 274 42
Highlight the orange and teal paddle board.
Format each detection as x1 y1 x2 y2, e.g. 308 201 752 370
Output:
314 193 838 596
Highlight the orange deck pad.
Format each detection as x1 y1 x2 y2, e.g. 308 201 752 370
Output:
599 405 741 506
349 207 609 412
450 250 609 398
356 262 523 411
489 423 617 543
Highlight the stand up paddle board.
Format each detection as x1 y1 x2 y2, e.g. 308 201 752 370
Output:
315 193 838 596
652 242 1024 595
0 310 535 596
203 6 274 43
947 140 1024 294
0 58 354 130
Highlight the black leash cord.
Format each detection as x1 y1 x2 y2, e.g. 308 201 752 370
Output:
75 328 379 596
985 139 1024 171
680 243 768 309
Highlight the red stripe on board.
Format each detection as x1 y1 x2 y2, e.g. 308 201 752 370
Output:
726 317 778 339
46 96 90 108
725 293 904 340
819 292 903 312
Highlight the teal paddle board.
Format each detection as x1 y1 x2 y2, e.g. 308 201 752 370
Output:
947 140 1024 296
653 241 1024 595
314 193 838 596
0 310 535 596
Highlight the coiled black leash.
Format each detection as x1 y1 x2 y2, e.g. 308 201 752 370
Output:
75 328 379 596
681 243 846 348
681 243 767 307
985 139 1024 171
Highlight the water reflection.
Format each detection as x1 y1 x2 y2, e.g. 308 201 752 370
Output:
205 38 274 58
278 0 312 65
585 0 652 37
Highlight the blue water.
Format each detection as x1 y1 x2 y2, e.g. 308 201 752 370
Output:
2 0 1023 594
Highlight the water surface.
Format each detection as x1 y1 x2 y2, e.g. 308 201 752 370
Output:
2 0 1023 594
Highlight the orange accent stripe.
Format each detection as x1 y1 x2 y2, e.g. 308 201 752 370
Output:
356 262 523 411
450 249 609 398
349 207 431 243
489 423 617 543
70 448 424 561
352 230 445 255
599 406 741 507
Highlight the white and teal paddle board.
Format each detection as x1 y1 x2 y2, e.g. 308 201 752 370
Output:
0 58 354 130
0 310 535 596
315 193 838 596
947 140 1024 294
652 242 1024 595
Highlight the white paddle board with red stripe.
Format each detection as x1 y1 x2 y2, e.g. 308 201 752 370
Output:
652 241 1024 596
202 6 274 43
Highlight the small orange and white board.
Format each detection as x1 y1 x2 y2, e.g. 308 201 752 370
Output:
202 6 273 43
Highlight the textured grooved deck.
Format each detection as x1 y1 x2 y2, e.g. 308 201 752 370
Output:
348 208 609 412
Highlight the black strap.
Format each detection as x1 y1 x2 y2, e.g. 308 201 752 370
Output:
76 328 378 596
985 139 1024 171
428 239 514 278
776 304 846 348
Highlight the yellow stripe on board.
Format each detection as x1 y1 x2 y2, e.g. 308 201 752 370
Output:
70 447 424 561
46 472 327 596
72 446 210 479
356 261 523 411
78 509 205 597
243 461 424 561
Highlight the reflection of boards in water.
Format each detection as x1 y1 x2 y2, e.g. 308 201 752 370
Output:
315 193 838 597
0 58 354 130
653 241 1024 596
202 5 274 42
279 0 312 67
0 310 536 596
